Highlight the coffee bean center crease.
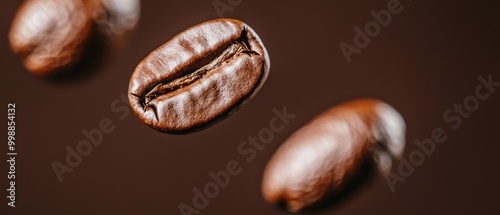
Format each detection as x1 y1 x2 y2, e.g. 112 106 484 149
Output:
132 32 259 120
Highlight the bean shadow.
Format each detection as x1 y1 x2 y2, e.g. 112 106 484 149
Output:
44 30 112 84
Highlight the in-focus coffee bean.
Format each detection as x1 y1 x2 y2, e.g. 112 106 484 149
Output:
9 0 140 75
262 99 406 212
128 18 270 134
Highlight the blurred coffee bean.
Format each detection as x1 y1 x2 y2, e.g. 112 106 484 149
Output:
9 0 140 76
262 99 406 212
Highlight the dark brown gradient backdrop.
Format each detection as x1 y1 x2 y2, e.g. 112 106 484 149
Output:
1 0 499 214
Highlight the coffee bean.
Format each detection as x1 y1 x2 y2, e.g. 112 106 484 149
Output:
9 0 93 75
128 18 270 134
9 0 140 75
262 99 405 212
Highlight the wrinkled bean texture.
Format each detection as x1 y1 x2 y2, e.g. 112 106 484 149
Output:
128 19 270 134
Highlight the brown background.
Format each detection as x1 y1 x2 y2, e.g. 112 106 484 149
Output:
1 0 499 214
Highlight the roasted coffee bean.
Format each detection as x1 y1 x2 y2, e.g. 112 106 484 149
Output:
9 0 140 75
262 99 406 212
128 18 270 134
9 0 94 75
